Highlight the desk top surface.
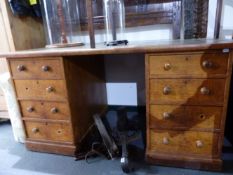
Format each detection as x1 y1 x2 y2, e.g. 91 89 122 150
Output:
1 39 233 58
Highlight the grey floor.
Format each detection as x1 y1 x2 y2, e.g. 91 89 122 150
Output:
1 121 233 175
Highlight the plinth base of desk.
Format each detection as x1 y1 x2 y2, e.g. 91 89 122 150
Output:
146 152 222 171
26 140 76 156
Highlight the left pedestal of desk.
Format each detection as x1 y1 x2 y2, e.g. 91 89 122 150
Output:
7 56 107 156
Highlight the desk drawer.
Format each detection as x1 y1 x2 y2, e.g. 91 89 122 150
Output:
25 121 73 143
149 53 229 78
150 79 225 105
9 58 63 79
149 105 222 130
149 130 219 157
20 101 70 120
14 80 67 101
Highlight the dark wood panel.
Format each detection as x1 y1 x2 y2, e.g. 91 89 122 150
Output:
63 56 107 145
81 0 181 39
184 0 209 39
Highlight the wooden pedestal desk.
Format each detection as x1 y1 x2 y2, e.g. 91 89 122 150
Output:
1 39 233 171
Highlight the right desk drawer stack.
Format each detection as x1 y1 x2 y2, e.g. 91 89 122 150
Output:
146 51 232 171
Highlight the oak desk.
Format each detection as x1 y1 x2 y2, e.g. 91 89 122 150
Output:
1 39 233 171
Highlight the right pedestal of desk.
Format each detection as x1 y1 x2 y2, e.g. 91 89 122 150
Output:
145 50 233 171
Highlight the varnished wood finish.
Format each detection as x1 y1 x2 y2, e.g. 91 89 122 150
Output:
150 78 225 106
20 101 70 121
14 80 67 101
25 140 76 156
7 55 107 155
9 58 64 80
146 153 222 171
25 121 73 143
149 105 222 131
1 40 233 59
63 56 107 144
146 48 233 171
149 130 219 157
149 53 229 78
4 39 233 170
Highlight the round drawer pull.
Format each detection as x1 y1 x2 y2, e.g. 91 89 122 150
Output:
164 63 171 71
57 130 62 134
202 60 213 68
199 114 206 120
27 106 34 113
51 107 59 114
163 112 171 119
200 87 210 95
42 65 50 72
196 140 203 148
163 86 171 95
32 128 39 133
163 137 169 145
46 86 54 93
17 65 26 72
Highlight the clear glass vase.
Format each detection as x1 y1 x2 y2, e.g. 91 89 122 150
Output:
103 0 128 46
40 0 83 48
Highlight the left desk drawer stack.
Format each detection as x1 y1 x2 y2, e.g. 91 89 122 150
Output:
8 57 75 155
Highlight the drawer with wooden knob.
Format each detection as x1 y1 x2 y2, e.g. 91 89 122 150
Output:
9 58 63 79
150 78 225 105
24 121 73 143
149 130 219 157
14 80 67 101
149 105 222 130
148 53 229 78
20 101 71 120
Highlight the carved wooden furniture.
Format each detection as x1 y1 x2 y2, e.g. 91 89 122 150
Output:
1 39 233 171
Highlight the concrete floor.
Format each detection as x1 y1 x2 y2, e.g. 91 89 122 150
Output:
1 121 233 175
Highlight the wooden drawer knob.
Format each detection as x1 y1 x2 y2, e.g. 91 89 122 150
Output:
164 63 171 71
17 65 26 72
163 112 171 119
163 86 171 95
196 140 203 148
32 128 39 133
42 65 50 72
200 87 210 95
27 106 34 113
51 107 59 114
46 86 54 93
163 137 169 145
202 60 213 68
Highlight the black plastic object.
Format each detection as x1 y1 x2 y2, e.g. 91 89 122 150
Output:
93 114 119 159
105 40 128 46
8 0 41 18
116 107 141 174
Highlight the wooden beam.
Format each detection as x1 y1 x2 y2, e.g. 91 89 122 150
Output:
214 0 223 39
172 1 181 39
86 0 95 48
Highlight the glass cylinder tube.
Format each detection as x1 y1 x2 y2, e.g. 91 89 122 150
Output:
40 0 83 48
103 0 128 46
